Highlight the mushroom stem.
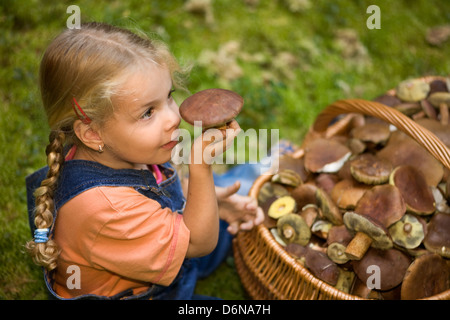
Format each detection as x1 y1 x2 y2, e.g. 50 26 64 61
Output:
345 232 373 260
403 222 412 234
440 102 449 125
282 225 295 239
214 121 232 131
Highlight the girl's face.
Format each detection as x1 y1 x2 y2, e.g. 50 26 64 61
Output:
100 63 181 169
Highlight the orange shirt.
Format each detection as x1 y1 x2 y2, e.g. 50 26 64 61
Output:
52 185 190 298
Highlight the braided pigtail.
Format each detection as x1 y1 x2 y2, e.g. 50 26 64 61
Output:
26 130 66 271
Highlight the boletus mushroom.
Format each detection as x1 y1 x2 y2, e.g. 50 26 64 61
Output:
179 88 244 129
389 165 435 215
428 91 450 108
396 78 430 102
388 213 426 249
326 225 352 264
330 179 371 210
343 211 393 260
353 247 411 292
305 249 340 286
343 185 405 260
423 212 450 258
304 138 351 173
277 213 311 246
377 130 444 187
349 153 392 185
267 196 297 219
354 184 406 228
401 253 450 300
290 183 318 210
428 92 450 125
350 121 391 147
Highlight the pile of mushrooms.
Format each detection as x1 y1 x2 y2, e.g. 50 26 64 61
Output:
259 77 450 299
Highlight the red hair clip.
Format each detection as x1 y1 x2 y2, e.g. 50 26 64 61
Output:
72 97 92 124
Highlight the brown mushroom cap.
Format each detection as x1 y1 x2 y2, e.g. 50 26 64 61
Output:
373 93 402 107
304 248 340 286
299 204 319 228
389 165 435 215
429 79 449 94
315 173 339 195
304 138 351 173
278 154 309 181
285 243 308 260
350 122 391 145
179 88 244 128
330 179 371 210
349 153 393 185
423 212 450 258
350 277 382 299
354 184 406 227
353 248 411 291
327 224 353 246
401 253 450 300
377 131 444 187
290 183 318 209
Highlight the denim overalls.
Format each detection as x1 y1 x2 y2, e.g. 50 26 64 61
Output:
26 160 232 300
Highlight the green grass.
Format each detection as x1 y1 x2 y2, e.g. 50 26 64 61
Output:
1 0 449 300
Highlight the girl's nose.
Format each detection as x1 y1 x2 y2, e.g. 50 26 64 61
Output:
165 101 181 131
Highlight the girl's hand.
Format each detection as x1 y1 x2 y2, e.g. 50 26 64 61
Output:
216 181 265 235
190 120 241 166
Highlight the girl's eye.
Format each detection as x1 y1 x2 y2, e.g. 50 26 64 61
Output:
168 88 175 99
142 107 155 120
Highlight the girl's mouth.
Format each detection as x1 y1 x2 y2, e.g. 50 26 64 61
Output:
161 140 179 150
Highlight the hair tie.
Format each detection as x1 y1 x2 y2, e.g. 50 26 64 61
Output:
34 228 50 243
72 97 92 124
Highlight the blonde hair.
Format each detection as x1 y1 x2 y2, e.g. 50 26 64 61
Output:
26 22 188 271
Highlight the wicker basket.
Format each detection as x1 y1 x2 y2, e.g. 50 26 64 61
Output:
233 76 450 300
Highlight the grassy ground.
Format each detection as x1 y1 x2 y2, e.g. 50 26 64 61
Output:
1 0 449 300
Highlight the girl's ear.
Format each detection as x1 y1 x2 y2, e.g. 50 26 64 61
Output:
73 120 104 151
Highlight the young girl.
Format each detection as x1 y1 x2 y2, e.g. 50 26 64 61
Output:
25 22 263 300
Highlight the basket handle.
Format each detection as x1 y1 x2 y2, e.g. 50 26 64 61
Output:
311 98 450 170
